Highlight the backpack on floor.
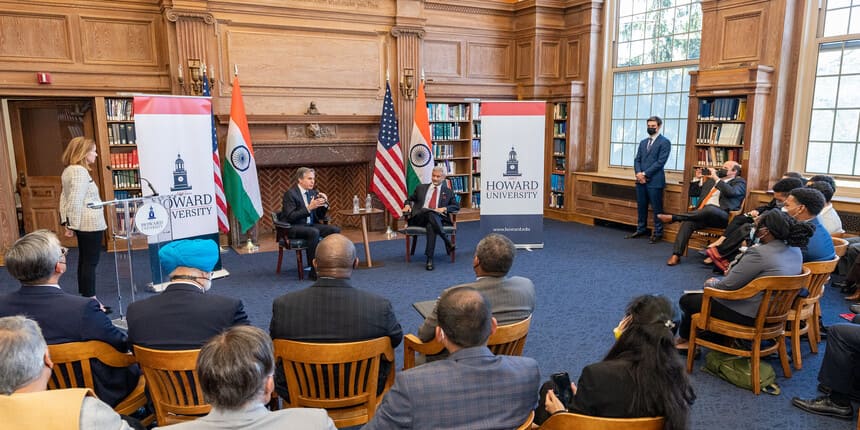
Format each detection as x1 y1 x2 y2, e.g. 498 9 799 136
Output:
702 350 780 395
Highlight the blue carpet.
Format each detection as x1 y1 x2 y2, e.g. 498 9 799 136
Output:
0 219 851 429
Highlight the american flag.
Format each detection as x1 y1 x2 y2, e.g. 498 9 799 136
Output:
370 83 407 218
203 68 230 233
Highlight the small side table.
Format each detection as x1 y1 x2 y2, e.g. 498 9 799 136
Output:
338 208 384 268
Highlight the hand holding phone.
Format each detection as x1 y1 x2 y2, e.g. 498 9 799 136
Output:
551 372 573 407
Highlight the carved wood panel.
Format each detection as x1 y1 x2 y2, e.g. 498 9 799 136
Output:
538 40 560 78
0 12 71 61
720 11 764 64
424 40 462 77
467 42 512 79
80 16 159 65
516 41 533 79
565 40 581 79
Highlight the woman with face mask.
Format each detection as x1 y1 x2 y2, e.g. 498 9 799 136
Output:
536 295 695 429
677 210 814 351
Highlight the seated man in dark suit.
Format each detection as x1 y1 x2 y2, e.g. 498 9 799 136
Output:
792 323 860 420
658 161 746 266
402 165 459 271
364 287 540 429
269 234 402 400
126 239 250 350
278 167 341 280
0 230 138 408
417 233 535 342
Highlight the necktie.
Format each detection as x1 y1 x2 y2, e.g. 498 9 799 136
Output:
647 137 653 152
428 186 438 209
305 191 312 204
697 182 719 210
305 191 315 224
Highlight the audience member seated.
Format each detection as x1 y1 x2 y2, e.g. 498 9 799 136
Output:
704 177 804 271
783 187 836 263
364 288 539 429
127 239 249 350
0 230 138 407
535 295 695 428
269 233 402 400
160 325 336 429
806 177 843 234
676 210 813 350
0 316 137 430
791 323 860 420
277 167 341 280
657 161 746 266
402 165 459 271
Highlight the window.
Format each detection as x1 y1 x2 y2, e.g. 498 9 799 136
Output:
608 0 702 171
804 1 860 176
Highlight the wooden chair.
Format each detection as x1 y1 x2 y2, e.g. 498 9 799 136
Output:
686 268 811 394
686 209 743 254
401 210 458 263
403 315 532 370
832 236 849 258
273 337 395 428
133 346 209 426
47 340 153 426
538 412 664 430
786 257 840 370
272 212 309 280
517 410 535 430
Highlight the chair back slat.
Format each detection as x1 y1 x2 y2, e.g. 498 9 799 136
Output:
833 237 849 258
539 412 664 430
133 345 209 426
803 258 840 301
487 315 531 356
273 337 393 428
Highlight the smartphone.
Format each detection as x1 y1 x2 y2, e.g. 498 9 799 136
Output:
551 372 573 406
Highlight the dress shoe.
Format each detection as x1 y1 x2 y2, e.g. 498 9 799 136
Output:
791 396 854 419
835 280 857 294
649 236 661 244
849 303 860 314
426 258 434 271
657 214 674 224
445 242 456 255
625 231 647 239
666 255 681 266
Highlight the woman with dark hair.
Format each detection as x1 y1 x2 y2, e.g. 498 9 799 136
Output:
677 209 814 349
536 295 695 430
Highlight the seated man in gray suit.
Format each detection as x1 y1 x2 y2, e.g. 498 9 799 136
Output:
161 325 335 430
417 233 535 342
365 287 540 429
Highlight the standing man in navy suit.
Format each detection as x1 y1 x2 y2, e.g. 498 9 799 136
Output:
627 116 671 244
403 166 459 271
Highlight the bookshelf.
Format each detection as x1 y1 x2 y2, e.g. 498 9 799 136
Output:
427 101 481 210
545 102 569 212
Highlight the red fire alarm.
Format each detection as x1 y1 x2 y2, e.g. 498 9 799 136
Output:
36 72 52 84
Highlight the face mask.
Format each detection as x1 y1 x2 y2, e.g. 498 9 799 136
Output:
716 168 728 178
647 127 657 135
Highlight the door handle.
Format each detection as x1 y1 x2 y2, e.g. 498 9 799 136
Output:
17 172 25 188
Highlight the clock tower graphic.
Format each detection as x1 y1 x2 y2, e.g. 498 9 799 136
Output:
503 146 522 177
170 153 193 191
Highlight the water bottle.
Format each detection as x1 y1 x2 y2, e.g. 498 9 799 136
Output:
353 195 360 213
365 194 372 212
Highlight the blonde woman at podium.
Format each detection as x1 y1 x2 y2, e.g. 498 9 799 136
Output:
60 137 109 313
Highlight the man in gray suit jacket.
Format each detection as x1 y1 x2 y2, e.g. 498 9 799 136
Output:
365 288 540 430
417 233 535 342
162 325 335 430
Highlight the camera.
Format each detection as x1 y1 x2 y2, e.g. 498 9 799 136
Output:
699 167 711 176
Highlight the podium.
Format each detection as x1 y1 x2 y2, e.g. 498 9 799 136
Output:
89 195 174 323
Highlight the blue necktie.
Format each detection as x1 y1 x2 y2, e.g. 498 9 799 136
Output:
305 191 315 224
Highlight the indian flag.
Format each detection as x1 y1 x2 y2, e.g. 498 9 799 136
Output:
407 81 433 195
223 76 263 233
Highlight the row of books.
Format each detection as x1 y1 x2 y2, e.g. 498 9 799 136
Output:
108 123 137 145
473 122 481 138
427 103 471 121
471 193 481 209
553 103 568 120
472 175 481 191
552 137 566 154
436 160 458 175
695 147 741 166
110 150 139 169
695 123 744 146
697 97 747 121
113 190 142 200
106 98 134 121
430 123 463 140
550 173 565 192
112 170 141 189
548 193 565 209
471 139 481 157
471 103 481 120
446 175 469 193
472 158 481 173
554 157 566 171
434 143 457 159
553 122 566 137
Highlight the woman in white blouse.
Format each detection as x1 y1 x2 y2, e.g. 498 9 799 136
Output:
59 137 108 309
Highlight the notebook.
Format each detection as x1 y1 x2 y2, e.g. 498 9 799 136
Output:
412 299 436 319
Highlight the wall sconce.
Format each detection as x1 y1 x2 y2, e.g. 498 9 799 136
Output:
399 68 415 100
177 59 214 96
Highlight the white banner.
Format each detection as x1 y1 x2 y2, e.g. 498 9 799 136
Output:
480 101 545 248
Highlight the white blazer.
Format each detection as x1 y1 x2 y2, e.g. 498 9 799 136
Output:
60 165 107 232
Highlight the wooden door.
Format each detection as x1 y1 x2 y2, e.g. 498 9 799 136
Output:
9 99 96 247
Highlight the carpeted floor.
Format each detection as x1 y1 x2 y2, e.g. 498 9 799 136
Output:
0 219 852 429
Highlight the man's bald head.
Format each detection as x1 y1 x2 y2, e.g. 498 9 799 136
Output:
312 234 357 279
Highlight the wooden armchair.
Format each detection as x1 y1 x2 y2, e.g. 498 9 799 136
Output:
517 410 535 430
47 340 153 426
272 212 309 279
786 257 840 370
401 209 458 263
273 337 395 428
403 315 532 370
538 412 664 430
132 346 209 426
832 236 849 258
686 268 811 394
